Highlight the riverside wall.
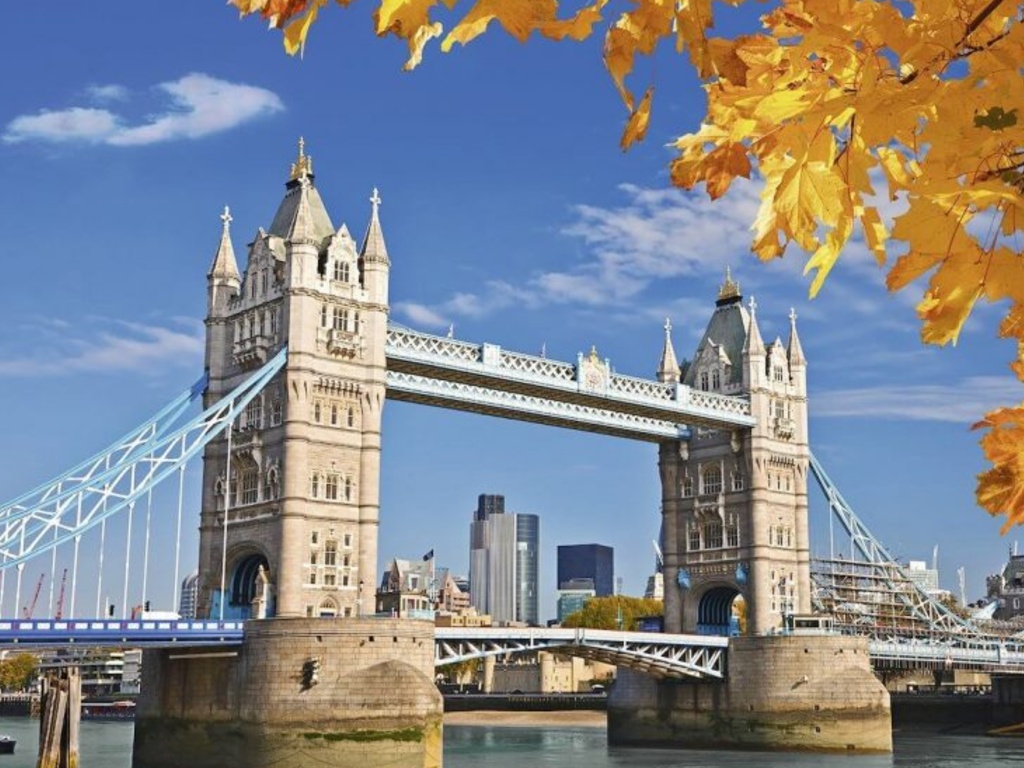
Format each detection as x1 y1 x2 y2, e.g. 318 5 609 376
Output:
608 635 892 752
133 618 442 768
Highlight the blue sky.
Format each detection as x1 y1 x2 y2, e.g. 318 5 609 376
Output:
0 2 1021 621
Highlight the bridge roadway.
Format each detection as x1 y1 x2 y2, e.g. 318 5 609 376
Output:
2 620 1024 676
384 326 756 440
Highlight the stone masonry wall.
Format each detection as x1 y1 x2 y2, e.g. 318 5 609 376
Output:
134 618 442 768
609 634 892 752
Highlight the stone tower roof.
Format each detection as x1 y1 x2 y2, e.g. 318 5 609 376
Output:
360 187 389 261
682 270 751 389
208 206 240 280
657 318 681 383
268 139 335 243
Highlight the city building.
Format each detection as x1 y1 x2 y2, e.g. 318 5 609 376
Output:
469 494 539 625
987 550 1024 620
434 568 472 614
492 652 615 693
179 572 199 619
38 648 142 697
644 572 664 601
557 544 614 597
904 560 941 595
376 557 434 619
556 578 596 623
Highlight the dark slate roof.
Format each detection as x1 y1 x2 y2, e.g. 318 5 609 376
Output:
682 296 750 388
268 177 335 243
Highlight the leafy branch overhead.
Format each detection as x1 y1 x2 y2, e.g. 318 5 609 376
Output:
231 0 1024 530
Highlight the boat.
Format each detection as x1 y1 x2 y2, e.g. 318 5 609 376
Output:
81 699 136 721
0 735 15 755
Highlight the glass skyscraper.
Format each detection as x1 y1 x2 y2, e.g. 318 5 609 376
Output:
557 544 615 597
469 494 539 625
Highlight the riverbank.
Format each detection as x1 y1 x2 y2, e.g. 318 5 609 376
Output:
444 710 607 728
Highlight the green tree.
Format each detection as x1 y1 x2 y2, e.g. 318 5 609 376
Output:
561 595 663 631
0 653 38 692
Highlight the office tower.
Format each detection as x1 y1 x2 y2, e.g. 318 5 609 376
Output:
557 544 615 597
469 494 539 625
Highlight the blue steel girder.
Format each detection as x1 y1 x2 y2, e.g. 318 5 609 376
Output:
0 374 206 526
808 452 998 642
434 627 727 679
385 326 755 434
0 350 287 570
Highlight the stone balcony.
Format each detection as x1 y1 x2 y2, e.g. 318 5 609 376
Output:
773 416 795 438
233 335 272 370
327 328 364 358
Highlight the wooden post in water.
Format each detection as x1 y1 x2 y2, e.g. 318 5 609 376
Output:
36 668 80 768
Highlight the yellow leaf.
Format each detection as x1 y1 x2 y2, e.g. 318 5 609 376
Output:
975 404 1024 531
805 214 853 298
876 146 916 195
442 0 606 51
916 245 987 346
374 0 451 70
620 86 653 151
859 206 887 265
283 0 326 55
773 160 845 251
703 142 751 199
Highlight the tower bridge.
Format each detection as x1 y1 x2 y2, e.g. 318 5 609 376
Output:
3 141 1022 764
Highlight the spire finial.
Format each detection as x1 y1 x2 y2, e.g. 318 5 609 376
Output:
717 266 741 302
289 136 313 180
789 307 797 323
370 187 382 212
748 295 758 316
220 205 232 231
663 317 672 336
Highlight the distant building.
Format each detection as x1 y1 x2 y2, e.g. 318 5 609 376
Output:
557 578 596 622
557 544 614 597
904 560 940 594
645 572 664 601
376 557 434 619
179 572 199 619
469 494 539 625
987 552 1024 620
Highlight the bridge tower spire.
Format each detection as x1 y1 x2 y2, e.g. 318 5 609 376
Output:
656 318 681 384
197 140 388 620
659 270 810 635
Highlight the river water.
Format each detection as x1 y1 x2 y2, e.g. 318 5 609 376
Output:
0 718 1022 767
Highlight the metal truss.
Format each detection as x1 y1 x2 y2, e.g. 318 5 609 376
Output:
808 453 1024 653
0 374 206 525
0 618 244 648
387 371 688 441
386 325 755 433
0 350 287 569
434 627 727 679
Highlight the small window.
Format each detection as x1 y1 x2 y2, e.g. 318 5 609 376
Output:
726 525 739 548
320 304 328 327
711 369 720 390
270 398 283 426
331 405 338 425
311 530 319 545
344 607 352 617
347 408 355 428
326 475 338 500
343 534 352 548
270 309 279 335
309 572 317 585
342 574 350 587
324 573 336 586
310 552 318 566
699 370 709 391
701 465 722 495
704 522 723 549
240 469 259 505
310 474 320 498
682 476 693 497
688 528 701 551
732 472 744 492
313 402 321 423
325 541 337 567
344 477 353 501
306 605 314 618
774 365 784 382
343 554 351 567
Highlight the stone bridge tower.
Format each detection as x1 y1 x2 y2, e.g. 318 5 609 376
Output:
197 141 389 620
658 271 810 635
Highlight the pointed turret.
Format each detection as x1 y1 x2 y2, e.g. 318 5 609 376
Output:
786 307 807 367
744 295 765 357
268 138 335 244
360 187 389 263
360 187 390 306
657 318 681 384
208 206 240 281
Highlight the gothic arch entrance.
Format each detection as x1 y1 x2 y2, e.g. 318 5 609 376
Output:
697 585 743 636
229 552 271 619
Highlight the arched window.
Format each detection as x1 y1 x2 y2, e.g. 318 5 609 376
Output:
325 474 338 500
310 473 320 498
711 369 721 390
774 365 785 382
331 405 338 425
318 598 338 618
347 408 355 428
259 312 267 337
699 370 709 391
214 479 225 509
682 476 693 497
320 304 328 328
701 465 722 495
313 403 321 423
344 477 353 501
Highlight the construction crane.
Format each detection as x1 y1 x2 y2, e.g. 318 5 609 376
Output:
54 568 68 620
22 574 45 620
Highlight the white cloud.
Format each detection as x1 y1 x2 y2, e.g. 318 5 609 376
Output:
813 376 1024 424
3 73 283 146
86 84 128 102
0 318 203 377
394 302 449 329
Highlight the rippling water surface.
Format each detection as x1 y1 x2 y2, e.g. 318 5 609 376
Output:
0 718 1022 767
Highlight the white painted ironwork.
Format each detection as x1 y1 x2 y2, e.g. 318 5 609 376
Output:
434 627 727 679
386 325 754 433
0 350 287 569
386 371 687 441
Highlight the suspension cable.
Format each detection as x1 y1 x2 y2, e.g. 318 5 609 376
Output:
70 534 80 619
96 516 106 618
141 485 153 615
173 464 185 614
220 421 233 621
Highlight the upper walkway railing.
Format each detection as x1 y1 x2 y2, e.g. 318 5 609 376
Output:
384 325 754 439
